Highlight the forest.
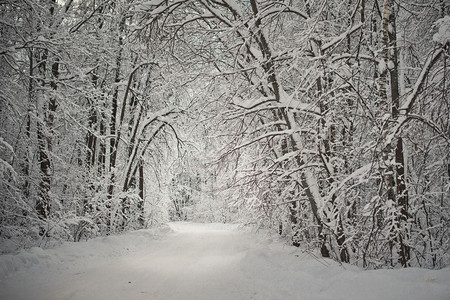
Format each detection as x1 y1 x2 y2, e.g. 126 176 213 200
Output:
0 0 448 270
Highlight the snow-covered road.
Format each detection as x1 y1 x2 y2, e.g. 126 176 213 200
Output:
1 222 449 300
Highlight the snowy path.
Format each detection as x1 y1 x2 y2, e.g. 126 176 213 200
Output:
0 222 449 300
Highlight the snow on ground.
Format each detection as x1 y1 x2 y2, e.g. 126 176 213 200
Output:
0 222 448 300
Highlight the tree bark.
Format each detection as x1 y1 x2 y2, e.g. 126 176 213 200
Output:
138 161 145 227
108 16 126 199
380 0 410 267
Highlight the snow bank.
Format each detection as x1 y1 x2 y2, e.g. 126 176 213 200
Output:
0 225 172 280
239 244 450 300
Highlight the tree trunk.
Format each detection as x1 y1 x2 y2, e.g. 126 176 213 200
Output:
387 4 410 267
138 161 145 227
107 16 126 200
381 0 410 267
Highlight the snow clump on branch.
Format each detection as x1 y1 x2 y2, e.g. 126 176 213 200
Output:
433 16 450 45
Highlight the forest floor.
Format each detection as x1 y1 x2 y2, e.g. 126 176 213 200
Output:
0 222 449 300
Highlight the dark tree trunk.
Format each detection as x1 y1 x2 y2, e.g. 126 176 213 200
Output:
24 50 34 200
86 72 99 167
388 10 410 267
108 17 125 199
288 199 300 247
36 121 51 221
138 161 145 227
